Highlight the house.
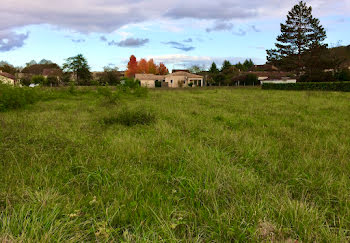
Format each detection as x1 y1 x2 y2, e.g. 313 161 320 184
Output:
247 71 293 81
250 64 279 71
135 74 166 88
0 70 16 85
260 79 297 84
172 69 190 73
42 68 62 78
135 71 204 88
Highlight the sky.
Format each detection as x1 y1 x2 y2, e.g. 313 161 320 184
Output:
0 0 349 71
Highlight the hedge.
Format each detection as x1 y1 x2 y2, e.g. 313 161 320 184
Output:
262 82 350 92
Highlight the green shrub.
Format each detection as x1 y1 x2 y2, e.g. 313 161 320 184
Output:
46 76 60 86
97 86 121 104
103 106 156 126
121 77 140 88
133 86 149 97
68 82 76 95
262 82 350 92
335 69 350 81
20 76 32 86
244 73 259 85
90 80 100 86
232 74 260 86
31 75 46 85
298 71 335 82
0 84 40 111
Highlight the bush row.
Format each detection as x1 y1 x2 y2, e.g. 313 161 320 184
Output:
0 84 77 112
262 82 350 92
97 78 148 104
0 84 41 111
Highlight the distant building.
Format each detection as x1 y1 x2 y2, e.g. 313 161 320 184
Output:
172 69 190 73
261 79 297 84
0 70 16 85
136 71 204 88
42 68 62 78
250 64 279 72
246 71 293 81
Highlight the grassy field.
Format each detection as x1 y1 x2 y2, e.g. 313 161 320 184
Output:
1 87 350 242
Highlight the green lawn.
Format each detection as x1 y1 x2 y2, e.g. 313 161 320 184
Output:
1 88 350 242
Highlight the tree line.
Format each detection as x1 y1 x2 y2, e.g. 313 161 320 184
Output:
125 55 169 78
0 54 172 86
203 59 257 86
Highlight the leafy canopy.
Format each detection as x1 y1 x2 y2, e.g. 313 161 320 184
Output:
63 54 91 84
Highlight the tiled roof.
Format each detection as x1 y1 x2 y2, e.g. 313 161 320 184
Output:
135 72 203 80
166 71 203 78
135 74 165 80
42 68 62 76
0 71 15 80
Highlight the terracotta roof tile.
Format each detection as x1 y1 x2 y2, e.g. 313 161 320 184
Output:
0 71 15 80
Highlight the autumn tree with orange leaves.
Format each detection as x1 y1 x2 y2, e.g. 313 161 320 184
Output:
126 55 169 77
137 58 148 73
157 63 168 75
126 55 138 78
147 59 157 74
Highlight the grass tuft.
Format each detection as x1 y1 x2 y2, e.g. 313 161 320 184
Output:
103 106 156 126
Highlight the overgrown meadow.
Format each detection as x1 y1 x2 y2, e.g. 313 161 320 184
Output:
1 86 350 242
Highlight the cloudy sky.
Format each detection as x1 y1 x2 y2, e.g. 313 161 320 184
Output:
0 0 349 71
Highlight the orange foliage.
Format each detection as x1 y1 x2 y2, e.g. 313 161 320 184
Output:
137 58 148 73
148 59 157 74
157 63 169 75
126 55 138 78
126 55 169 77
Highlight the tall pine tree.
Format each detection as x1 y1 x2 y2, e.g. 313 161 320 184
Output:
209 62 219 74
266 1 326 72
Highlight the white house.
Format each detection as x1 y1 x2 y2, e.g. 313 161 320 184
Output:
0 70 16 85
135 71 204 88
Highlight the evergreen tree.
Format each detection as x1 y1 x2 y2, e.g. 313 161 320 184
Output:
243 59 254 70
63 54 91 85
221 60 232 72
209 62 219 73
267 1 326 72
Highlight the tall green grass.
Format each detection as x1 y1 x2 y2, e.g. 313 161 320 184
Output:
0 84 40 111
1 88 350 241
0 84 76 112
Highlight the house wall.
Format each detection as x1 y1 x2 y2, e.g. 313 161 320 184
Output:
165 76 203 88
138 75 203 88
0 75 15 85
188 78 203 87
140 80 156 88
165 76 186 88
261 79 297 84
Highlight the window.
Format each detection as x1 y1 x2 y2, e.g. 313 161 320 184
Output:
171 80 173 83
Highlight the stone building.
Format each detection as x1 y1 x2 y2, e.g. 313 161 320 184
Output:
135 71 204 88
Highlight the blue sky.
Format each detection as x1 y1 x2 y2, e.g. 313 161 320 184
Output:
0 0 349 71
